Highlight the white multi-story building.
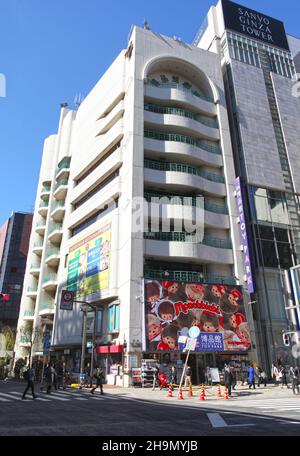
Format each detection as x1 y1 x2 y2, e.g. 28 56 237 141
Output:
15 25 256 386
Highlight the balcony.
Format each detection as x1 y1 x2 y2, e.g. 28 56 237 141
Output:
144 104 220 141
53 179 69 200
38 200 49 217
144 192 229 229
32 241 44 256
48 223 63 244
45 248 61 267
39 302 55 316
42 274 58 291
23 309 35 320
27 286 38 298
51 201 65 222
144 269 236 285
144 80 216 115
144 232 233 265
20 335 32 346
144 130 221 155
56 157 71 180
35 220 46 235
144 160 225 184
40 184 51 200
30 263 41 277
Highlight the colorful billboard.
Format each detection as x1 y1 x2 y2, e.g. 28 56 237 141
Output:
145 280 251 352
67 224 111 297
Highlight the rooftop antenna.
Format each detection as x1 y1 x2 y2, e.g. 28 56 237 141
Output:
143 19 150 30
74 93 83 109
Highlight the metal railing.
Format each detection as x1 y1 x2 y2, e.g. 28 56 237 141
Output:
33 241 43 249
52 201 65 211
46 248 60 259
144 159 225 183
24 309 35 317
144 79 214 103
30 263 41 270
55 179 68 190
144 269 236 285
20 336 31 344
39 302 55 311
144 130 222 155
144 103 219 129
41 184 51 193
57 157 71 170
42 274 57 284
39 201 49 208
27 286 38 293
144 231 232 249
49 223 63 235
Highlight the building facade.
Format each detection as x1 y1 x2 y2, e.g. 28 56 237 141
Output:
15 24 263 385
0 212 33 331
196 0 300 371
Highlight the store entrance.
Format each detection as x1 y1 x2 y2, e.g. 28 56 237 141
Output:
181 353 215 385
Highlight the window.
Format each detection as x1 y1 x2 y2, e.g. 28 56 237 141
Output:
96 309 103 335
73 170 119 210
108 304 120 333
71 198 118 237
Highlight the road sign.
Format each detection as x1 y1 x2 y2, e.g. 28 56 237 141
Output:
185 337 197 351
188 326 200 339
60 290 74 310
43 333 51 355
86 340 92 349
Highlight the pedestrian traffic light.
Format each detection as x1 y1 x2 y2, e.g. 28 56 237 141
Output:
283 333 290 347
0 293 9 302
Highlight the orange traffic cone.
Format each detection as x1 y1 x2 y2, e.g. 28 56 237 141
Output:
217 385 222 398
167 384 173 398
188 385 193 397
224 387 229 400
178 387 184 400
199 384 206 401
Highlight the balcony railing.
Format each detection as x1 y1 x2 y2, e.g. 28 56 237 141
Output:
52 201 65 211
27 286 38 293
57 157 71 170
144 231 232 249
41 184 51 193
144 268 236 285
43 274 57 284
24 309 35 317
144 103 219 129
144 79 214 103
144 159 225 184
49 223 63 235
144 130 222 155
33 241 43 248
204 200 228 215
20 336 31 344
39 302 55 311
30 263 41 270
46 248 60 259
39 201 49 208
54 179 68 191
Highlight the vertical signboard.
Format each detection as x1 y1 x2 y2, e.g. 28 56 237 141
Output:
235 177 254 294
67 224 111 297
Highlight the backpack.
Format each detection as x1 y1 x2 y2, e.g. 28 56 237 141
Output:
23 369 29 380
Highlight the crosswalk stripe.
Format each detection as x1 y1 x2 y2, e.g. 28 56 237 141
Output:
0 396 10 402
0 393 23 400
9 392 51 402
90 396 105 400
41 392 70 401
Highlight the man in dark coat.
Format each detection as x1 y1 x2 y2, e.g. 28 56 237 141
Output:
224 364 234 397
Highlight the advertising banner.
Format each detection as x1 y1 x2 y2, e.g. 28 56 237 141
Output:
67 224 111 297
145 280 251 353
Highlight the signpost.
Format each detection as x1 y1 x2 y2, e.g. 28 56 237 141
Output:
177 326 200 398
60 290 74 311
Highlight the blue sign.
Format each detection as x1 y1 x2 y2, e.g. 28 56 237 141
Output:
235 177 255 294
188 326 200 339
198 333 224 352
86 340 92 349
43 334 51 354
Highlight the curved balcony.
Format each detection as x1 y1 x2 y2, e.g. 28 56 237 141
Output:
51 201 65 222
23 309 35 320
144 160 225 183
27 286 38 298
144 269 236 285
144 106 220 141
144 192 229 229
144 81 216 116
144 168 226 197
45 248 61 267
48 223 63 244
35 220 46 235
32 241 44 256
42 274 58 292
40 184 51 201
144 232 233 265
30 263 41 278
38 201 49 217
53 179 68 200
39 302 55 316
56 157 71 181
144 137 222 169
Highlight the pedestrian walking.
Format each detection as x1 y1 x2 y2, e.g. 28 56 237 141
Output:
272 362 280 386
184 365 192 388
45 363 53 394
280 366 289 388
230 365 237 390
224 364 234 397
170 365 177 386
91 366 104 395
248 364 255 389
22 365 37 400
289 366 299 395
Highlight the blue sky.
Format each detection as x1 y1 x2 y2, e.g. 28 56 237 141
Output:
0 0 299 225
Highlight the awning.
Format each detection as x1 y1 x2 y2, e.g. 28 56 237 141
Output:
96 345 124 354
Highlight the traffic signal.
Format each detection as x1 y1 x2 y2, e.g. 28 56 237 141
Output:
0 293 9 301
283 333 290 347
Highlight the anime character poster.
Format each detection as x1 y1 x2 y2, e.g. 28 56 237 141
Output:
67 224 111 297
145 280 251 352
